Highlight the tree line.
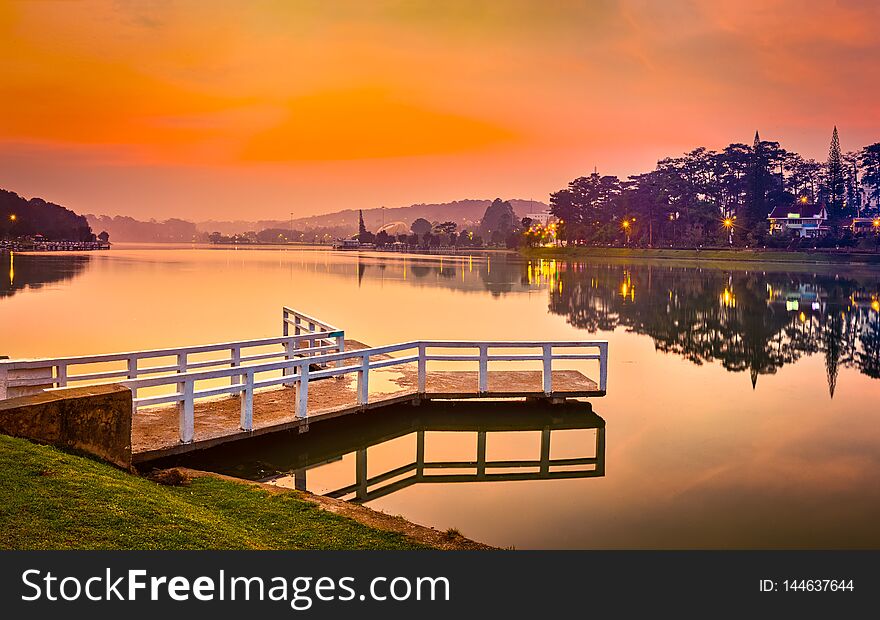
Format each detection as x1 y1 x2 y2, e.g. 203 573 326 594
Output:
1 189 95 242
354 199 524 248
545 128 880 249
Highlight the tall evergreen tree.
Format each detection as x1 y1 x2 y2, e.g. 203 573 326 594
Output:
358 209 367 237
859 143 880 212
826 126 845 218
844 152 861 216
739 131 767 242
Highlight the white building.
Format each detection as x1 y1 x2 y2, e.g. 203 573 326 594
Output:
525 211 554 226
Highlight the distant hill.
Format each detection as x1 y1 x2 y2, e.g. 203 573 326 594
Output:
198 198 548 236
0 189 93 241
85 214 199 243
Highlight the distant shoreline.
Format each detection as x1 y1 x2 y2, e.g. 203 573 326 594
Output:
520 246 880 266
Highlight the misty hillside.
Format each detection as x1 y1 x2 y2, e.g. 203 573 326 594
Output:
198 198 548 235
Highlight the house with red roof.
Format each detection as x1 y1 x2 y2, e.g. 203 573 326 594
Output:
767 202 829 238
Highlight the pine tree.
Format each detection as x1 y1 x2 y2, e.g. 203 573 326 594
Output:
741 131 767 242
826 126 845 218
358 209 367 237
844 152 861 217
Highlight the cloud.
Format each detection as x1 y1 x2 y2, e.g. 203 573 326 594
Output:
240 88 518 161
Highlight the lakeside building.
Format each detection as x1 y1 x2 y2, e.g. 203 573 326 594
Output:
525 210 555 226
848 217 880 235
767 203 829 238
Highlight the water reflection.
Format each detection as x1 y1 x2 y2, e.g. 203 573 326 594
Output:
291 252 530 297
0 252 91 298
156 400 605 503
542 261 880 394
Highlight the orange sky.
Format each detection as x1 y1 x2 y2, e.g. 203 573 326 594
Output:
1 0 878 220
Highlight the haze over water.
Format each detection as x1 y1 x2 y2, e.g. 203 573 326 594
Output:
2 245 879 549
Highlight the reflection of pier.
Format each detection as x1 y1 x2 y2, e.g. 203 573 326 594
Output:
329 414 605 503
158 401 606 503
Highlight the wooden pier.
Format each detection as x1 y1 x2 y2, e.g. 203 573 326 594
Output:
0 307 607 462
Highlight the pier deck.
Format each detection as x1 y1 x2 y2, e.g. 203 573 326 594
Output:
132 364 599 462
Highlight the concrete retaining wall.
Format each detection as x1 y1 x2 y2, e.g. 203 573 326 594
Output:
0 384 132 468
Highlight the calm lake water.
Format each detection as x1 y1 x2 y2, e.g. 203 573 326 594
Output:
2 244 879 549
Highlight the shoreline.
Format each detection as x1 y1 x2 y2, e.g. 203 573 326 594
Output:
520 246 880 267
0 433 489 550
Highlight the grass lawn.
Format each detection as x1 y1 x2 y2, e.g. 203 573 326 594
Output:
521 246 880 265
0 434 424 550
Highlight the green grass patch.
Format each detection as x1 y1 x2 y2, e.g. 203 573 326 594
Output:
521 246 880 265
0 434 424 550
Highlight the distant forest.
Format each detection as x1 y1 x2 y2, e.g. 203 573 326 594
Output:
84 198 547 242
198 198 545 237
0 189 94 241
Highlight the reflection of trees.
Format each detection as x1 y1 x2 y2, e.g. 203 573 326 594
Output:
1 253 91 298
547 262 880 395
345 255 530 296
858 314 880 378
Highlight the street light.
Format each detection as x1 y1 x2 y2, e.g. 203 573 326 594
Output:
9 214 16 222
723 217 734 245
621 219 631 245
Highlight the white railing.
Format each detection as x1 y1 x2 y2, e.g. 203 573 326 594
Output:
283 307 340 340
0 307 345 399
117 339 608 444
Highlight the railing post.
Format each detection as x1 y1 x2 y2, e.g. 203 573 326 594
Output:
282 308 289 337
179 378 194 444
127 356 139 380
418 344 427 393
240 369 254 431
335 333 346 371
230 346 241 385
478 344 488 393
357 353 369 405
416 430 425 479
540 426 551 475
356 448 368 501
283 339 296 387
476 430 486 479
296 363 309 419
599 342 608 392
56 363 68 388
542 344 553 395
